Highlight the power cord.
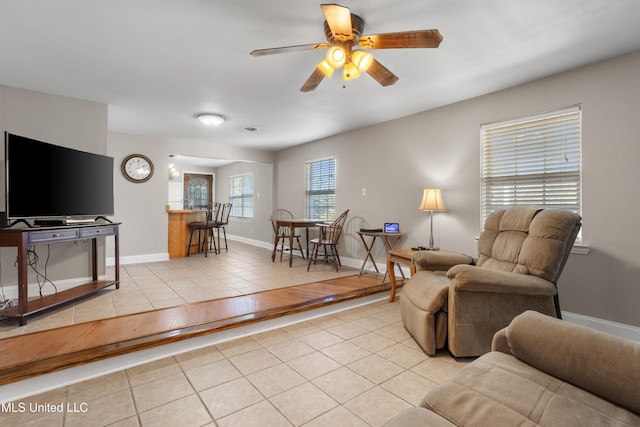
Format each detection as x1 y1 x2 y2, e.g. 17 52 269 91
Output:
0 299 15 310
0 245 61 312
16 245 58 297
0 254 15 311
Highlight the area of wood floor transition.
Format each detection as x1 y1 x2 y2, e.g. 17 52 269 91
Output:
0 273 395 386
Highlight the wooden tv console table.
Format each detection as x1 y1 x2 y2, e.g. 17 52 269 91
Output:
0 223 120 326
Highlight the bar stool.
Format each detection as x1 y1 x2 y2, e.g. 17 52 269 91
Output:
187 202 220 256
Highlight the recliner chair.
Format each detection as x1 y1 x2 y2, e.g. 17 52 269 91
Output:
400 206 582 357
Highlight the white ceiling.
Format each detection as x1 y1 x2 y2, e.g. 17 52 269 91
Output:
1 0 640 152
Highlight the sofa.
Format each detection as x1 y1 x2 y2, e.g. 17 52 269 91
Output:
385 311 640 426
401 206 582 357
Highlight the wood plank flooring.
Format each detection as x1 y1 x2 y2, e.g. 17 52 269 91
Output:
0 273 397 386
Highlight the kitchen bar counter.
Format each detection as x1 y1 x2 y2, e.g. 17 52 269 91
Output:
166 206 207 258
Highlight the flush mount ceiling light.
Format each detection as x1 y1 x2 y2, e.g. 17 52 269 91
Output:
195 113 226 126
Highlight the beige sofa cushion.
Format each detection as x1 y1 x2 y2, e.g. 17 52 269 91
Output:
401 271 449 313
382 407 456 427
476 206 581 283
506 311 640 414
422 351 640 426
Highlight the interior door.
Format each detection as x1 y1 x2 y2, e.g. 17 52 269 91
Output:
184 173 214 209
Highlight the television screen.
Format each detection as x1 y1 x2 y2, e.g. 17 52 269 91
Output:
5 132 114 220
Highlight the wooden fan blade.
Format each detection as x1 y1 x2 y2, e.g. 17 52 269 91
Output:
300 67 326 92
250 43 329 57
359 29 443 49
321 3 352 39
366 59 399 87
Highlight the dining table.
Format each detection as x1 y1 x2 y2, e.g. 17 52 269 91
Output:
273 218 325 266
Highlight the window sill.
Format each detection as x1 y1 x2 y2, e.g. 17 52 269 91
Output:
230 217 253 224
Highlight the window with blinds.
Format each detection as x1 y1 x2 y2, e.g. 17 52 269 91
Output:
481 105 582 224
305 156 336 221
229 173 254 219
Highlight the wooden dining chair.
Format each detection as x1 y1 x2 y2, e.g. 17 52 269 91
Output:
270 209 305 261
307 209 349 272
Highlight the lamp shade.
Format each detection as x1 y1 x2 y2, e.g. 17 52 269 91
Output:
317 59 335 78
351 50 373 72
419 188 447 211
343 61 361 80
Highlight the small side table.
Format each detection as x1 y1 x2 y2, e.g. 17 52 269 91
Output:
386 248 417 302
356 231 406 276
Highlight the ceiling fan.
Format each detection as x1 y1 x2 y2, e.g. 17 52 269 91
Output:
250 3 443 92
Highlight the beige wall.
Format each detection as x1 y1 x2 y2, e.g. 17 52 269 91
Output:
0 86 108 155
275 51 640 327
215 161 274 245
107 132 275 260
0 87 276 280
0 86 109 284
107 132 169 260
2 50 638 328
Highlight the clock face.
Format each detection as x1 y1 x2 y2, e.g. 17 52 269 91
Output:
121 154 154 183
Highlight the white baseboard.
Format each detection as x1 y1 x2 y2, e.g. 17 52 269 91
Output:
562 311 640 343
348 256 640 342
112 252 169 266
225 234 272 250
0 254 167 299
341 257 640 342
109 239 640 343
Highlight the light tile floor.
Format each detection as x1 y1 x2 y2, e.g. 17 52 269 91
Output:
0 300 470 426
0 242 357 338
0 243 471 426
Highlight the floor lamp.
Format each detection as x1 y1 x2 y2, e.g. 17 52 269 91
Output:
419 188 447 250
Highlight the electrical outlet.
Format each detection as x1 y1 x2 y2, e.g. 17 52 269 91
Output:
362 188 366 196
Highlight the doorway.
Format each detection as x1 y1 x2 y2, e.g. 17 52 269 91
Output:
184 173 214 209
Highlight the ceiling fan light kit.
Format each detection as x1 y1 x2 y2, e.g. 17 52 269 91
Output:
351 50 373 72
250 3 443 92
343 61 360 80
317 59 335 78
326 44 347 68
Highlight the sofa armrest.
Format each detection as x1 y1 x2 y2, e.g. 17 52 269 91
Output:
490 327 512 354
447 265 557 296
507 311 640 414
412 251 473 272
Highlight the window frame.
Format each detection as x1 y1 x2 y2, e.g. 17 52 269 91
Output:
480 105 582 239
228 172 254 220
305 156 336 221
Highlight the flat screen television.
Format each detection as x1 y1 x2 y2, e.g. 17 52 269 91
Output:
4 132 114 222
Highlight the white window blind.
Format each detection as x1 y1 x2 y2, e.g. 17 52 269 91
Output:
229 173 254 219
305 156 335 221
481 106 582 224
